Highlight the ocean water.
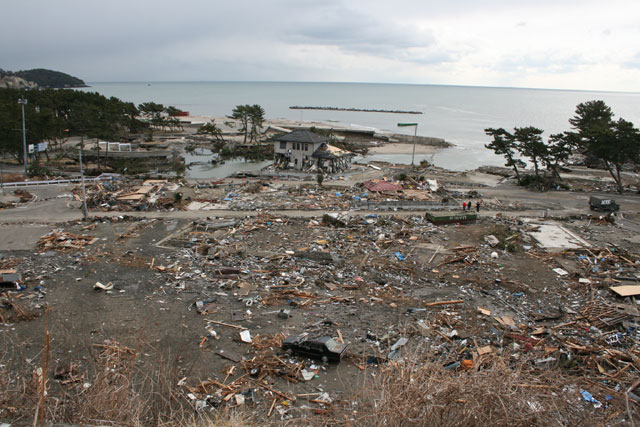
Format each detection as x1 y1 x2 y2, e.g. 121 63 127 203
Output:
81 82 640 171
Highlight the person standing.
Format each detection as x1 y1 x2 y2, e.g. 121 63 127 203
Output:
462 201 466 211
476 200 481 212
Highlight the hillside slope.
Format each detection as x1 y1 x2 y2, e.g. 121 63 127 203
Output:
0 68 87 88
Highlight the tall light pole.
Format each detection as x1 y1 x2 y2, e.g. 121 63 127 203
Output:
18 98 28 175
397 122 418 166
79 135 88 219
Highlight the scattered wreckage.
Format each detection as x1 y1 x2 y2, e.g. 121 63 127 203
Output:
1 169 640 424
282 334 348 362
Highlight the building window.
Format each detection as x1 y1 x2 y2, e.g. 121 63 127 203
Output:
305 144 308 151
280 142 286 149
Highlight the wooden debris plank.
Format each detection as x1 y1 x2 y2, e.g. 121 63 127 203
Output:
477 307 491 316
428 246 441 264
435 256 465 268
253 380 293 401
267 398 277 417
206 320 248 330
477 345 493 355
610 285 640 297
426 299 464 307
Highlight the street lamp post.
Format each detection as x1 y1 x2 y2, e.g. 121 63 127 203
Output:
397 122 418 166
79 135 88 219
18 98 28 175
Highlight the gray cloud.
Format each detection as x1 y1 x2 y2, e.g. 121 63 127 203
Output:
624 52 640 69
496 52 591 74
282 4 448 65
0 0 638 90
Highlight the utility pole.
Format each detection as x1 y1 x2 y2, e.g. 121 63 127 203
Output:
397 122 418 166
18 98 28 175
79 135 88 219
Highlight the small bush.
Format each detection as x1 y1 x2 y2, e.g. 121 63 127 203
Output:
518 174 560 191
27 160 50 178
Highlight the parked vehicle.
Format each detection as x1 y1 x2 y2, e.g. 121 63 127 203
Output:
282 334 347 362
589 196 620 212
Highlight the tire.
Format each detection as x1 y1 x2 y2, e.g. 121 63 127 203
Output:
321 356 329 363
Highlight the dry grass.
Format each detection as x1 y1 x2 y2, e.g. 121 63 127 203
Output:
2 334 637 426
0 336 255 427
339 355 631 427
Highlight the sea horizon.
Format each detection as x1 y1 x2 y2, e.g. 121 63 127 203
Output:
84 80 640 96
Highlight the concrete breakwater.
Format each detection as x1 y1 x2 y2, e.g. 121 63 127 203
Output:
290 106 423 114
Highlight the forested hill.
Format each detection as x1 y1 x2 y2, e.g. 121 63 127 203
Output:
0 68 87 88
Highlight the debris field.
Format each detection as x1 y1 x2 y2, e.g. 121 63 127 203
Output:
2 205 640 424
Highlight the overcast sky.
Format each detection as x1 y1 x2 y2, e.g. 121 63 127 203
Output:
2 0 639 91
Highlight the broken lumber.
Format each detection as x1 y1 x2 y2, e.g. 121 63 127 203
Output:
426 299 464 307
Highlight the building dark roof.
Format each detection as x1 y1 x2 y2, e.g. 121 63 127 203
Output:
275 130 330 144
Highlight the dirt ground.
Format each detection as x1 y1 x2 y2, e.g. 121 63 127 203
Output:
1 162 640 425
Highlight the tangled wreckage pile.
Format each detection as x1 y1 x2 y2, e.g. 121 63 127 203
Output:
76 179 183 211
65 175 494 213
1 210 639 424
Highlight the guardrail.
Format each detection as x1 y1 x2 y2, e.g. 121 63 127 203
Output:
0 175 115 188
353 200 459 210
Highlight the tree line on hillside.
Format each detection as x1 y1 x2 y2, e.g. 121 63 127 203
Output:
485 100 640 193
0 88 182 162
0 68 87 88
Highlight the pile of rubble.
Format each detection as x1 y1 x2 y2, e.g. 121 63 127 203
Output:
77 179 183 211
37 229 98 251
185 179 452 212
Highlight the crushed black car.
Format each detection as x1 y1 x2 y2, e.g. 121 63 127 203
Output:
282 334 348 362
